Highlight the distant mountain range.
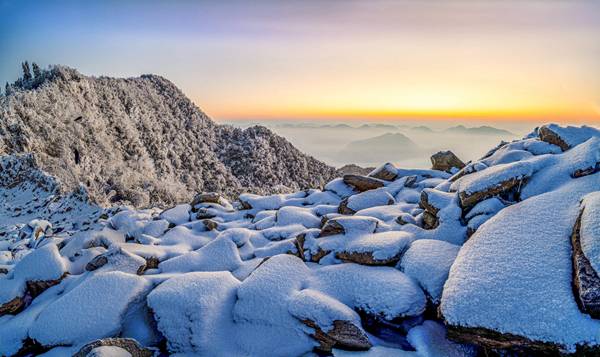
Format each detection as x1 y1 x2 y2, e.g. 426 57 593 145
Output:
337 132 419 163
258 122 516 136
444 125 515 136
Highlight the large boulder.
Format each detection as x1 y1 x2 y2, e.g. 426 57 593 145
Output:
538 124 600 152
342 175 385 192
430 151 466 173
29 272 152 347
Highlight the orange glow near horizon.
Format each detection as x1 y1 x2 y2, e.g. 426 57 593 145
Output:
180 1 600 123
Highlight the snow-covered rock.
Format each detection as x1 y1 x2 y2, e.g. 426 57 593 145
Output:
0 122 599 355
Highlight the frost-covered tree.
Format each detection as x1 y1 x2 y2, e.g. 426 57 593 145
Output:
32 62 42 79
21 61 32 81
0 65 336 207
4 82 10 95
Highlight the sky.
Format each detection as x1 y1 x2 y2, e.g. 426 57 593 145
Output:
1 0 599 122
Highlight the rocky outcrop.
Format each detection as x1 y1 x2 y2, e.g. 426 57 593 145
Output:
368 163 398 181
539 125 570 151
319 219 345 237
458 176 525 210
302 319 372 353
0 296 25 316
572 210 600 318
430 151 466 173
446 325 561 355
336 250 401 266
342 175 385 192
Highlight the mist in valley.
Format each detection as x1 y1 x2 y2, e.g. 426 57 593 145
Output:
221 120 552 169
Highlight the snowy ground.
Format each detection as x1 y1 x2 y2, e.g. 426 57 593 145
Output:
1 124 600 356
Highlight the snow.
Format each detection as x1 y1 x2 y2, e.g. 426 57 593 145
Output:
159 237 242 273
12 244 66 282
451 160 533 196
2 119 600 354
464 197 505 220
30 271 152 346
326 216 381 235
148 271 242 355
276 206 321 228
400 240 460 303
160 204 191 225
312 263 426 320
406 321 476 357
441 174 600 349
345 189 395 212
318 231 414 262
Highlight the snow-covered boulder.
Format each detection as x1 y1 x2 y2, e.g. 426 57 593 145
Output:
73 338 155 357
441 174 600 353
342 174 385 192
30 271 152 347
368 163 399 181
339 189 395 215
538 124 600 152
400 239 460 303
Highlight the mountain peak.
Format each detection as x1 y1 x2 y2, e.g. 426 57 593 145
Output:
0 66 335 207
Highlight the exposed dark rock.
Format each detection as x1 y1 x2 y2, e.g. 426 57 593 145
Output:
445 324 585 356
342 175 385 192
571 211 600 318
338 198 356 215
311 249 331 263
302 319 372 353
431 151 466 173
458 177 525 210
335 251 401 266
539 125 570 151
26 274 66 299
368 163 398 181
0 296 26 316
85 255 108 272
319 220 345 237
573 163 600 179
203 219 219 231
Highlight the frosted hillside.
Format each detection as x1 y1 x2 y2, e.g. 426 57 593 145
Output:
0 66 335 207
1 123 600 357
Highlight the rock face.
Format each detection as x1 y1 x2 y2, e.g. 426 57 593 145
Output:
539 125 570 151
0 65 336 207
572 195 600 319
303 319 372 352
342 174 385 192
430 151 465 173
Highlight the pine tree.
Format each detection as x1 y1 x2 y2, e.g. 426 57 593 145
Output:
32 62 42 79
4 82 11 95
22 61 32 81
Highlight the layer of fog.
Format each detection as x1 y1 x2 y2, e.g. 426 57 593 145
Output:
219 120 563 169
